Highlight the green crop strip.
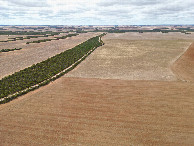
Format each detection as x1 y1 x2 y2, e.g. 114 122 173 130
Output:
0 33 106 104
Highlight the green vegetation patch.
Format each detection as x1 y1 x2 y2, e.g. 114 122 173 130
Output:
0 34 60 43
0 31 61 35
0 33 106 103
26 33 78 44
0 48 22 52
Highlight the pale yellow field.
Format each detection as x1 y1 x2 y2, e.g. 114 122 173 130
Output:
65 32 193 80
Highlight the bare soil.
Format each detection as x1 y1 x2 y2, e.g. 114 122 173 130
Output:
0 32 100 79
0 32 194 145
65 33 193 80
0 33 68 49
104 32 194 40
0 77 194 145
172 43 194 82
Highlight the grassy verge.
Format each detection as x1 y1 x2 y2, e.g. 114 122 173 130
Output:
0 33 106 104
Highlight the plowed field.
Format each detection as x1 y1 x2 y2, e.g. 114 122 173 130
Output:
0 32 194 145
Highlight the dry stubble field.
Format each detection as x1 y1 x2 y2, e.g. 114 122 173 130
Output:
65 32 194 81
0 32 194 145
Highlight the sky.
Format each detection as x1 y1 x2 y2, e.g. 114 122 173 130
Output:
0 0 194 25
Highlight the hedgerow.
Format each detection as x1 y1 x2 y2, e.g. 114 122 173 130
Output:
0 31 61 35
0 48 22 52
0 33 106 104
0 34 65 43
26 34 78 44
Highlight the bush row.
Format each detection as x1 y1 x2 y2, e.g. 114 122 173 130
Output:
0 33 106 104
0 31 61 35
0 48 22 52
26 34 78 44
0 34 62 43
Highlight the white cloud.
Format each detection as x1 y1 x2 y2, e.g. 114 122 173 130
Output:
0 0 193 25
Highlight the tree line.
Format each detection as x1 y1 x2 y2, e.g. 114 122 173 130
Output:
26 34 78 44
0 33 68 43
0 48 22 52
0 31 61 35
0 33 106 104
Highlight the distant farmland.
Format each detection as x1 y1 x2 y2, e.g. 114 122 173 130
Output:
65 32 194 81
0 27 194 145
0 32 101 79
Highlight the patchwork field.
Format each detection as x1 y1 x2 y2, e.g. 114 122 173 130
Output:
65 32 193 80
104 32 194 40
0 32 194 145
0 32 100 79
172 43 194 82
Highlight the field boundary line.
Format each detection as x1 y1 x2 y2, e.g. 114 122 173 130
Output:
170 42 193 82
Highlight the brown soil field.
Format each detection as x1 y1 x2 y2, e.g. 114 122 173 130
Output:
0 26 63 32
172 43 194 82
0 32 194 145
0 32 100 79
0 77 194 145
104 32 194 40
65 33 193 80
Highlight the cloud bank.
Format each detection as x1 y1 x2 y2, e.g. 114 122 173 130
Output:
0 0 193 25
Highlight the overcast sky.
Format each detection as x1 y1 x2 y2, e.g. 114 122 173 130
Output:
0 0 194 25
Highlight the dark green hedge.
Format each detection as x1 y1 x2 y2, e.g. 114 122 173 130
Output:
0 33 106 103
0 31 61 35
0 48 22 52
26 34 78 44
